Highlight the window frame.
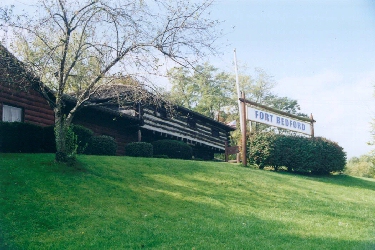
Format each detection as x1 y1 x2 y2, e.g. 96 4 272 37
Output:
2 103 24 122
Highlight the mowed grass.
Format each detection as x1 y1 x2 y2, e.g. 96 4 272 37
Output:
1 154 375 249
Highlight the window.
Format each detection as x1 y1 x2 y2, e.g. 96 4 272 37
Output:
2 104 23 122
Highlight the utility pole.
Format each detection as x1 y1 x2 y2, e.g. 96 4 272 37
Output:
234 49 247 165
234 49 244 134
241 92 247 166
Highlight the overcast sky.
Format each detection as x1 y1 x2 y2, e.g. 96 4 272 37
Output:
1 0 375 159
207 0 375 159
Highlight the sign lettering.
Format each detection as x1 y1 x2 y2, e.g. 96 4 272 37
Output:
247 107 312 135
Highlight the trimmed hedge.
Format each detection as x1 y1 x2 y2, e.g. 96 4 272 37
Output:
152 140 192 160
0 122 44 153
86 135 117 156
42 125 56 153
71 124 94 154
125 142 153 157
248 132 346 174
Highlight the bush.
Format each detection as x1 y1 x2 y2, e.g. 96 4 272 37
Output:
247 132 277 169
345 155 375 178
0 122 44 153
248 133 346 175
125 142 153 157
152 140 192 160
42 124 93 155
71 124 94 154
42 125 56 153
86 135 117 156
55 125 78 163
311 137 347 174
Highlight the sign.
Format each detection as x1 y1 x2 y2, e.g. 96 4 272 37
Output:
226 146 239 155
247 106 312 135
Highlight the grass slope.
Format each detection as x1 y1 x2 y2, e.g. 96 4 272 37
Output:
1 154 375 249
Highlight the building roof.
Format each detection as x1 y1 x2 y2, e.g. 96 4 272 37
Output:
1 44 235 132
90 84 236 132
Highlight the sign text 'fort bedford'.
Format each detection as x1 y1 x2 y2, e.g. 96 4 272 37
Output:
247 107 312 136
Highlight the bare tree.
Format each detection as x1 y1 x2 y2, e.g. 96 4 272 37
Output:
0 0 221 162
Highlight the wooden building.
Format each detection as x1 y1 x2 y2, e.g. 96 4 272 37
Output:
0 44 54 127
0 45 235 158
140 105 234 159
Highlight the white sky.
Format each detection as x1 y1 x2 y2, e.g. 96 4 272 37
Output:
1 0 375 159
207 0 375 159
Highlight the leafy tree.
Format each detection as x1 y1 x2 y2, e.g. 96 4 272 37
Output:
168 67 196 108
234 68 306 130
168 62 233 119
0 0 220 162
263 95 306 116
193 63 233 119
168 63 306 128
345 154 375 178
246 68 276 104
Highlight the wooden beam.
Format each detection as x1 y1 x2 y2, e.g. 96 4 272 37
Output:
310 113 315 138
138 129 142 142
239 98 315 123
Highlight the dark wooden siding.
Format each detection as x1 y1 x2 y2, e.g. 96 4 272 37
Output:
0 43 232 157
0 83 54 127
72 108 139 155
141 107 229 152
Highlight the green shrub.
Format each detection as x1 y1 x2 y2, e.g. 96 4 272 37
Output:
42 125 56 153
46 124 93 156
65 126 78 158
54 125 78 163
0 122 44 153
71 124 94 154
152 140 192 160
86 135 117 156
248 133 346 175
345 155 375 178
125 142 153 157
311 137 347 174
247 132 276 169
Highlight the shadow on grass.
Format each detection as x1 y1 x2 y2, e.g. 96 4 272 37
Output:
266 168 375 192
2 154 374 249
128 172 375 249
312 174 375 191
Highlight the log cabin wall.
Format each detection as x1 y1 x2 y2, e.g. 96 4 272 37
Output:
140 106 232 158
72 107 139 155
0 45 54 127
0 80 55 127
1 46 234 158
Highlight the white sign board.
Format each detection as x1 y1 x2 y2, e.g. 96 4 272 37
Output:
247 107 312 136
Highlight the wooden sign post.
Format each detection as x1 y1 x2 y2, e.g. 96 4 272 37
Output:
310 114 315 138
225 142 240 162
238 95 316 167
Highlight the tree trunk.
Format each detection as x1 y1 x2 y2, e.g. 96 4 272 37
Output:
54 101 75 163
55 111 66 161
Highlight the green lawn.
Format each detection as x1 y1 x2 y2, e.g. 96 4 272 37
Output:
1 154 375 249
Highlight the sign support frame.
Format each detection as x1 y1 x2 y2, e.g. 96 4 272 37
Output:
239 96 316 168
